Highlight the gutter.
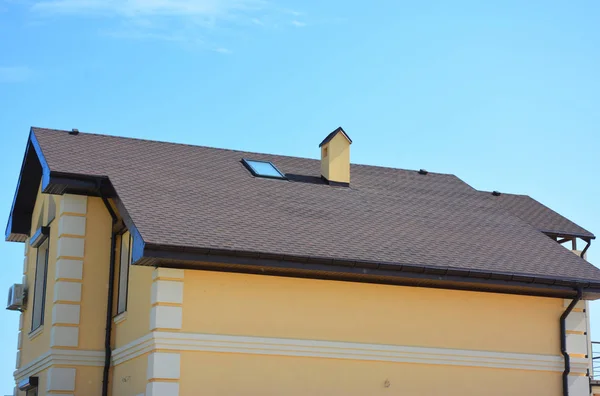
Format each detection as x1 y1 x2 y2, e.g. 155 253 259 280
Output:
560 287 583 396
101 197 118 396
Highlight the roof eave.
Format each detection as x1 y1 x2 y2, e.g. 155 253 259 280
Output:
133 242 600 300
5 129 48 242
5 129 116 242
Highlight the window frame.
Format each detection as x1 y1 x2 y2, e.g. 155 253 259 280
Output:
31 238 49 333
116 231 132 315
241 158 287 180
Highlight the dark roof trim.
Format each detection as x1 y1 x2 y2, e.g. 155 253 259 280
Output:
5 130 47 242
318 127 352 148
543 231 596 241
132 242 600 299
6 128 117 242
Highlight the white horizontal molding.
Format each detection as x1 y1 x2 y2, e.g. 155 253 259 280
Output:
112 331 588 374
14 349 104 383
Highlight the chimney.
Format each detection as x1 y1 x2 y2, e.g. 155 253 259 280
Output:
319 127 352 186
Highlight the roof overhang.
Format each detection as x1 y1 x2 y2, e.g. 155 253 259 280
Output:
131 242 600 300
8 129 600 300
5 128 115 242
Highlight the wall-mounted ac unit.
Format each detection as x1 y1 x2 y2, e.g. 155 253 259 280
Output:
7 284 25 311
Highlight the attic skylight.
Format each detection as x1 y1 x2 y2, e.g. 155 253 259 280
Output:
242 159 286 180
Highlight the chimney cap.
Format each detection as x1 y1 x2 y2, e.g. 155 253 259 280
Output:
492 191 501 196
69 128 79 135
418 169 428 175
319 127 352 148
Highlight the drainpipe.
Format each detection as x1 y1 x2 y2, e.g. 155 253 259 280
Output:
581 239 591 259
101 197 118 396
561 287 583 396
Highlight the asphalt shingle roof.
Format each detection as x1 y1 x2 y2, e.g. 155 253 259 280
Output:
31 127 600 283
489 193 594 239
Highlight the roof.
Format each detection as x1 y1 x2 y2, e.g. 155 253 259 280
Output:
487 192 594 239
318 127 352 147
7 127 600 297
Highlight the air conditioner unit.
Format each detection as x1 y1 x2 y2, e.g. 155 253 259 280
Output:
7 284 25 311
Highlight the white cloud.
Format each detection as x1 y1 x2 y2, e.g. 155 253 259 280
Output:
0 66 34 83
28 0 309 50
31 0 263 18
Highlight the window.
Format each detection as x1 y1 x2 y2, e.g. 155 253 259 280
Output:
31 239 49 331
26 387 38 396
117 231 132 315
242 159 286 180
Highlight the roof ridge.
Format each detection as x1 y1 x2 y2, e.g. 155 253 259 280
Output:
31 126 457 177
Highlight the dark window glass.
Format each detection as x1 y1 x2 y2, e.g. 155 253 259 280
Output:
31 239 49 331
117 232 132 315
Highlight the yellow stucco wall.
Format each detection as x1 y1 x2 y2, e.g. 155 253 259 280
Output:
17 192 112 395
183 270 562 355
111 354 148 396
74 366 103 396
113 262 153 349
20 189 58 366
180 351 561 396
79 197 112 351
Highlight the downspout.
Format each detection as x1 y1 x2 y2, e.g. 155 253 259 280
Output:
561 287 583 396
581 239 591 259
101 197 118 396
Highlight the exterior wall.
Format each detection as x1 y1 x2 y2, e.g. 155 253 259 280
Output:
19 188 55 367
14 191 111 396
113 262 153 349
182 270 561 354
111 354 147 396
108 268 592 396
179 351 561 396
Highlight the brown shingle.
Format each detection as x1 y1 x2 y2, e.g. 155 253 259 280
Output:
31 127 600 283
487 192 594 239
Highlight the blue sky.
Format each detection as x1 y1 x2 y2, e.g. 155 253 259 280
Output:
1 0 600 391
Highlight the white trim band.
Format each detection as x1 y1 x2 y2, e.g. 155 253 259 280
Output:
112 331 588 374
14 349 104 383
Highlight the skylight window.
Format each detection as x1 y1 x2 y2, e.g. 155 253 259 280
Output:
242 159 286 180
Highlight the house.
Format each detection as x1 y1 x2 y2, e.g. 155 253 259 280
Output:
6 126 600 396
